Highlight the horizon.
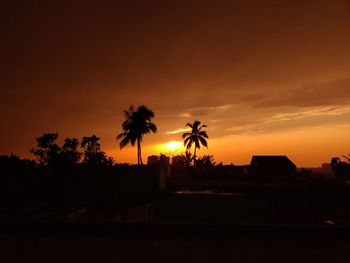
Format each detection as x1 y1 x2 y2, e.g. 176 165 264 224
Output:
1 1 350 167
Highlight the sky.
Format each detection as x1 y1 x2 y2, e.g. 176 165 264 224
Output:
1 0 350 167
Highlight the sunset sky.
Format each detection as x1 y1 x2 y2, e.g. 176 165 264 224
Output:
1 0 350 167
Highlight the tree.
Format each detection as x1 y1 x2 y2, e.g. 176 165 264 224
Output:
342 153 350 163
182 120 208 166
331 157 350 179
181 151 193 167
81 135 109 166
117 105 157 165
30 133 61 166
31 133 82 166
197 155 216 168
61 138 82 165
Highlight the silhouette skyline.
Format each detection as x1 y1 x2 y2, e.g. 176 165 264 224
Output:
2 2 350 262
1 1 350 166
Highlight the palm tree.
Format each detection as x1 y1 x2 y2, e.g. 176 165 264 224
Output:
117 105 157 165
182 120 208 166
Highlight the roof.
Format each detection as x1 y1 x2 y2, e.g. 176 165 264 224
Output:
250 155 296 170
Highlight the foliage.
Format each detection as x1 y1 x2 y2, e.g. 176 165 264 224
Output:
331 157 350 178
117 105 157 165
180 151 193 167
342 153 350 163
61 138 82 164
197 155 216 167
182 120 208 166
30 133 78 166
81 135 112 166
31 133 114 167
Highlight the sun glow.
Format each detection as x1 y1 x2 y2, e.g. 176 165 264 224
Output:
154 141 184 154
165 141 183 151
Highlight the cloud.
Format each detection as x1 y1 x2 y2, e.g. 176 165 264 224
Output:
263 106 350 123
227 105 350 136
178 104 234 118
178 113 191 118
166 128 191 135
252 77 350 108
188 104 233 112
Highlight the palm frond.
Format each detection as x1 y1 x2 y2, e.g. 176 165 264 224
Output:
198 124 207 131
186 123 193 129
198 136 208 148
198 131 208 138
147 123 157 133
119 136 131 149
342 155 350 161
182 132 192 139
183 136 191 146
194 138 200 149
116 132 126 140
184 137 193 149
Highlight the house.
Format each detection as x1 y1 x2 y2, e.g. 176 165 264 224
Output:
250 155 297 180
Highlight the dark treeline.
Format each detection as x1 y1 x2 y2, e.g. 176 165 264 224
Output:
0 104 212 222
30 133 114 168
0 132 160 222
1 104 350 225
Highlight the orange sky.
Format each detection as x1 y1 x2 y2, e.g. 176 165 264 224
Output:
1 0 350 167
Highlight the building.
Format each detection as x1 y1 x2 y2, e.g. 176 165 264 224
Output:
250 155 297 180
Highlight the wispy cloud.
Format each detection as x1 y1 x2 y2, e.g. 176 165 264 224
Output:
252 77 350 108
178 113 191 118
188 104 234 112
166 128 191 135
264 106 350 123
210 119 220 123
227 105 350 136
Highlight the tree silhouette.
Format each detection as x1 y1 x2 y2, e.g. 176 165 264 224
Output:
61 138 82 165
342 153 350 163
331 155 350 179
197 155 216 167
81 135 109 166
30 133 61 165
117 105 157 165
182 120 208 166
31 133 82 166
181 151 193 167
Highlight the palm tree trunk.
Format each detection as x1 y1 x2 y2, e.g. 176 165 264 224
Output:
137 146 140 165
137 138 140 165
137 138 142 165
139 140 143 165
193 146 197 167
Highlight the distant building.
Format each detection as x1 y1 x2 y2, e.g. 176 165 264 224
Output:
321 163 333 176
172 155 185 167
302 163 333 178
234 165 250 176
170 155 186 178
147 155 159 165
159 154 170 166
250 155 297 180
147 155 170 189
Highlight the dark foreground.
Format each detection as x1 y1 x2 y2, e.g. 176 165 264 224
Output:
1 223 350 263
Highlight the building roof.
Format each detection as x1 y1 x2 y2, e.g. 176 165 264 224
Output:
250 155 296 170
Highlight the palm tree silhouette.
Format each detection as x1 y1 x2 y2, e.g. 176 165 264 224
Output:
117 105 157 165
182 120 208 166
